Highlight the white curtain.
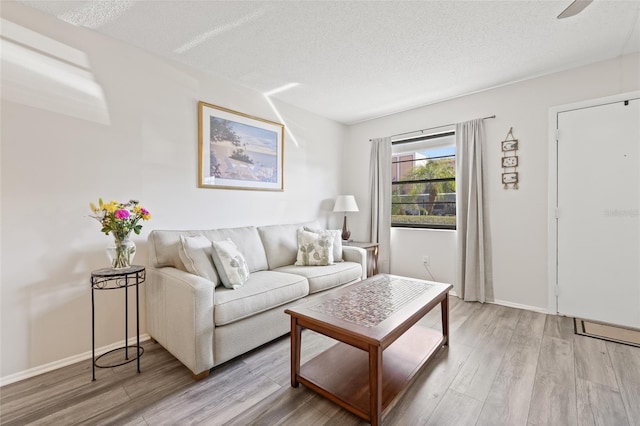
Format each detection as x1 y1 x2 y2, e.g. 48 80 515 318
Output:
370 137 392 274
455 119 493 302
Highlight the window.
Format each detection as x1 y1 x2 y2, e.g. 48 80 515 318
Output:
391 130 456 229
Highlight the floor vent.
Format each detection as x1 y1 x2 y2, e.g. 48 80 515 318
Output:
574 318 640 348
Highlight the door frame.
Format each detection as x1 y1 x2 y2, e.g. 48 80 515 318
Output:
547 90 640 314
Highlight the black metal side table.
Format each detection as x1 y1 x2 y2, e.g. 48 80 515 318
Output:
91 265 145 381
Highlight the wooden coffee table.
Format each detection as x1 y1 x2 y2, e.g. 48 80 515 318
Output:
285 274 452 425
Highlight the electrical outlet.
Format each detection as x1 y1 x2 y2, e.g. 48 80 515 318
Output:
422 255 430 266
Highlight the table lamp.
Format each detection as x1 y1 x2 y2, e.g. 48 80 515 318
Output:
333 195 359 241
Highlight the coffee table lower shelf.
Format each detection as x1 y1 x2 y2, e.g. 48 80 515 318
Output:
297 324 445 421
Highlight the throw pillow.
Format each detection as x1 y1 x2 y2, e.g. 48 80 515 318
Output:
295 229 335 266
211 238 250 289
178 235 219 285
304 227 343 262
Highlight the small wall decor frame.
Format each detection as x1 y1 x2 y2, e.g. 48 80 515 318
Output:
502 172 519 184
501 156 518 168
198 101 284 191
501 127 519 189
501 139 518 152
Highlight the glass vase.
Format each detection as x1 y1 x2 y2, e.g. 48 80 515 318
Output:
107 234 136 269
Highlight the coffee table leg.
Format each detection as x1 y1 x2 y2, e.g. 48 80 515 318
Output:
290 316 301 388
369 344 382 426
441 293 450 346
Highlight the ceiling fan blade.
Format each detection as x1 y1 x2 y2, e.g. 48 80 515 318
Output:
557 0 594 19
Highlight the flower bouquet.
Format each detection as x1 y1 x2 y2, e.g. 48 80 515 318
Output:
90 199 151 268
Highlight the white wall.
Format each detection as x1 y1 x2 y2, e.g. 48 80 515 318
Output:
344 52 640 311
0 2 346 380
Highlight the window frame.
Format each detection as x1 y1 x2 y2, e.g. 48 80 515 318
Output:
391 130 457 230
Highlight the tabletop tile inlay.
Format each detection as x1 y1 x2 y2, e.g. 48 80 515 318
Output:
309 276 432 327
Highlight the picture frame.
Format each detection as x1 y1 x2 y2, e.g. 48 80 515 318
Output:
502 172 519 184
501 155 519 168
198 101 284 191
501 139 518 151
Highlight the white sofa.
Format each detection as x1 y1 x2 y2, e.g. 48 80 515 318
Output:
146 220 367 379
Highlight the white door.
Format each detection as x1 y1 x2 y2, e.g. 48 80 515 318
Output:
557 98 640 328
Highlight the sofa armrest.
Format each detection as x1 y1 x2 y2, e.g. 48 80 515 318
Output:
342 246 367 280
146 267 215 376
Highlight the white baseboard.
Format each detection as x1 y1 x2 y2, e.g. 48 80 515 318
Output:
488 299 548 314
449 290 547 314
0 334 150 387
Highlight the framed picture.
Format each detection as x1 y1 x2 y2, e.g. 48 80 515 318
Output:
198 101 284 191
501 155 519 168
502 172 519 184
501 139 518 151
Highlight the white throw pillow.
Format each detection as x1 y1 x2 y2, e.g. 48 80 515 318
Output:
178 235 219 285
295 229 335 266
211 238 250 289
304 227 343 262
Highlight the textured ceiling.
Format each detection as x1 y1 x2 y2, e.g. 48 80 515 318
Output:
18 0 640 124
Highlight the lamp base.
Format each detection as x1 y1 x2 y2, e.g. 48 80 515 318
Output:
341 215 351 241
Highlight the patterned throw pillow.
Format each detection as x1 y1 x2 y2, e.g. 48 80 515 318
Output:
295 229 335 266
304 227 343 262
178 234 219 285
211 238 250 289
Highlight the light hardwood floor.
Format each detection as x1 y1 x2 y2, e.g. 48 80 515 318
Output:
2 297 639 425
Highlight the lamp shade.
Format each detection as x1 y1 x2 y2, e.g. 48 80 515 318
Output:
333 195 359 212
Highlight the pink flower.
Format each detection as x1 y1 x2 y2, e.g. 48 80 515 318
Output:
114 209 130 219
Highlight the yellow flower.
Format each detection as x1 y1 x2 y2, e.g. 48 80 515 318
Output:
104 201 118 213
134 205 151 220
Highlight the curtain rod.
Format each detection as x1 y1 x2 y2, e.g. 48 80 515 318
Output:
370 115 496 141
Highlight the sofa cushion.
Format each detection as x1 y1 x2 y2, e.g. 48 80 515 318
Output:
149 229 219 270
214 271 309 326
258 220 321 269
274 262 361 294
210 226 268 273
211 239 250 289
178 234 219 285
295 229 334 266
304 227 343 262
